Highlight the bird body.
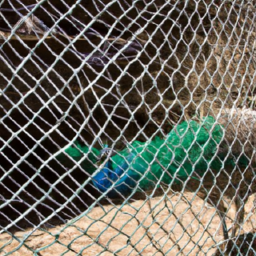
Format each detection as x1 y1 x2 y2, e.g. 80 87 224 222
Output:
92 153 138 197
59 117 246 198
58 116 251 245
91 116 229 197
161 116 225 182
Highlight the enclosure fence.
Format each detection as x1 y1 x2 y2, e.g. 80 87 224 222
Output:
1 0 256 255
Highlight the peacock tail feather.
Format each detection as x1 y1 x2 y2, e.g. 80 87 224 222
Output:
57 116 249 198
57 141 101 174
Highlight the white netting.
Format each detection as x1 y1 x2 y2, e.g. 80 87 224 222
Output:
1 0 256 255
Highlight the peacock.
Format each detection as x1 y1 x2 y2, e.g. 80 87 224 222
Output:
56 140 101 175
92 116 226 196
59 116 251 244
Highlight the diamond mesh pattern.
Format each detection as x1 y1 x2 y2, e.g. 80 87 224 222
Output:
1 0 256 255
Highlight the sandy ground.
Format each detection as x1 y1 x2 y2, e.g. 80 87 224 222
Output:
0 192 255 256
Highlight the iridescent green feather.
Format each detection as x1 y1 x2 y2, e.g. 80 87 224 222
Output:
57 141 100 174
57 116 249 197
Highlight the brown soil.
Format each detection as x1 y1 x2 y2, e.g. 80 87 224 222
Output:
1 1 256 255
1 192 255 256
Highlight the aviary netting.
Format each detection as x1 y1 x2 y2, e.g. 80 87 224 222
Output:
58 114 255 248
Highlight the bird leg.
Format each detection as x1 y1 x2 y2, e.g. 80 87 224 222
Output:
231 188 251 238
231 197 243 238
210 197 229 241
197 190 229 241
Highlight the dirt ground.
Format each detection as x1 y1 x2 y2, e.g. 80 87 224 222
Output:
0 192 255 256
